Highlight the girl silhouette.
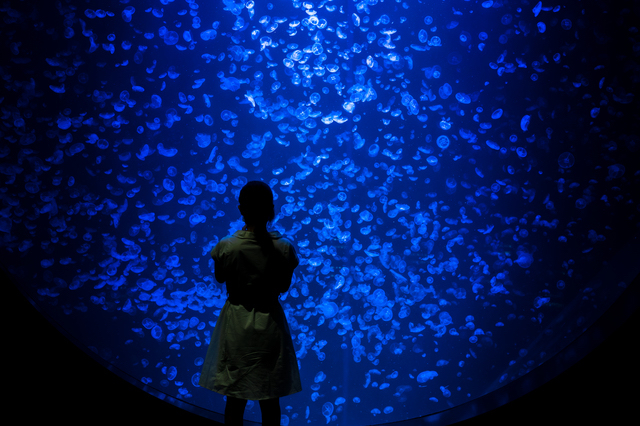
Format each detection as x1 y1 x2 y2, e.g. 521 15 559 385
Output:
199 181 301 425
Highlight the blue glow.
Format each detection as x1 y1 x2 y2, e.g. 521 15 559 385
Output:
1 1 639 425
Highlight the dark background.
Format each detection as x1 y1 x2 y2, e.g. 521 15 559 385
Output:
6 267 639 426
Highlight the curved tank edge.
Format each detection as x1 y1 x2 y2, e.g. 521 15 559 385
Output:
380 244 640 426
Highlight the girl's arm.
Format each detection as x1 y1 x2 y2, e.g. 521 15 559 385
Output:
213 256 226 283
277 268 295 294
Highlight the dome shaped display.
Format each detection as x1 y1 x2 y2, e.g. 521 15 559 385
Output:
2 1 639 425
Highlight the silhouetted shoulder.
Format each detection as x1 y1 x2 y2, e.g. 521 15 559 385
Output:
210 234 237 259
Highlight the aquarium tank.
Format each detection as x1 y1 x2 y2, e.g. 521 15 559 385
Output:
2 0 639 425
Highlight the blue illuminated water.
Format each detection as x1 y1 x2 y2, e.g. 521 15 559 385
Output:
1 0 639 425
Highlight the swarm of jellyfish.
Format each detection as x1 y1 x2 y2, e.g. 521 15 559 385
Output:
1 0 639 424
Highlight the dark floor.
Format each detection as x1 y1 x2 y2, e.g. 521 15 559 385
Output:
6 275 639 426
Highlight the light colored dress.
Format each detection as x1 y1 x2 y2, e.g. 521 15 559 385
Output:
199 230 302 400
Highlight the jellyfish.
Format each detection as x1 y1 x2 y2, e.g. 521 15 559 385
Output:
437 135 450 149
417 371 438 383
515 246 534 268
220 76 242 91
558 152 575 168
607 164 625 179
121 6 135 22
439 83 452 99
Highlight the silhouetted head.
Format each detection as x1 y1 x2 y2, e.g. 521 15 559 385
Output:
238 181 275 226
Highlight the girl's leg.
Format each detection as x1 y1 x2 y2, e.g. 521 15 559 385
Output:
224 397 248 426
258 398 281 426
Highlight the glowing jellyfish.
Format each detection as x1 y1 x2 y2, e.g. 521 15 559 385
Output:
515 246 534 268
436 135 450 149
486 140 500 150
608 164 625 179
157 143 177 157
318 302 338 318
150 94 162 108
534 296 550 308
455 92 471 104
201 29 217 40
163 31 179 45
50 84 66 93
121 6 135 22
151 325 163 340
221 110 238 121
167 366 177 380
533 1 542 17
558 152 575 168
163 179 175 191
445 178 457 189
501 14 513 25
189 214 206 225
322 402 334 421
220 76 242 91
417 370 438 383
57 116 71 129
379 307 393 321
438 83 452 99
